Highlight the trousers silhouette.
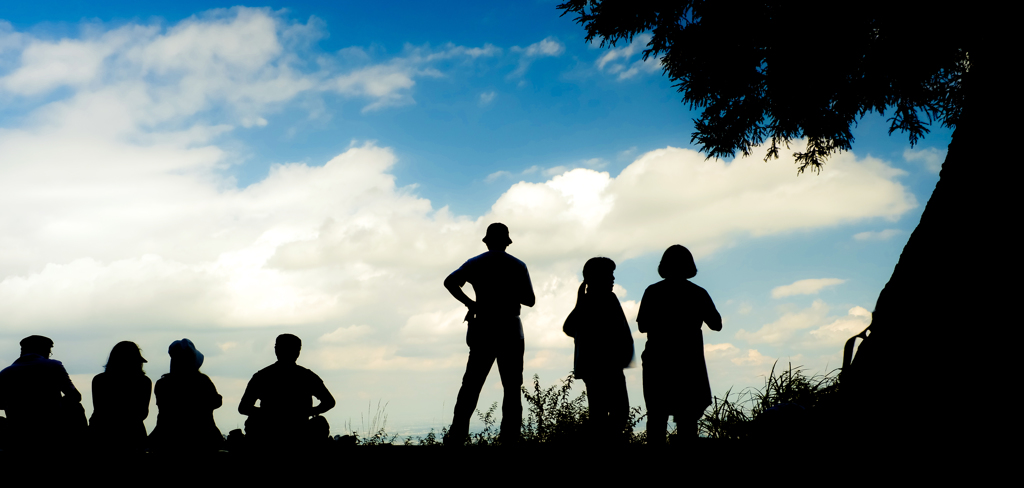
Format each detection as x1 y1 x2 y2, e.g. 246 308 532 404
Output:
451 318 524 442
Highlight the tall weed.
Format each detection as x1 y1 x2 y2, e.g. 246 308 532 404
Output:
698 361 840 440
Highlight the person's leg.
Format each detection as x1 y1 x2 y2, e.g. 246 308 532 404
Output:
583 376 610 444
610 370 629 442
644 366 668 445
646 412 668 445
495 335 525 442
450 346 496 445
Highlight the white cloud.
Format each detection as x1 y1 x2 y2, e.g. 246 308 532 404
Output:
508 36 564 79
854 229 901 241
331 63 428 111
327 42 498 112
771 278 846 298
480 144 916 264
319 325 373 343
594 33 662 80
735 300 830 345
485 170 511 183
805 306 871 349
479 90 496 105
733 301 872 352
904 147 945 173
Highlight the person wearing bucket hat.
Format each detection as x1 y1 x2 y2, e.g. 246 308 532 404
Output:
149 338 224 453
0 335 82 451
89 341 152 452
443 223 535 445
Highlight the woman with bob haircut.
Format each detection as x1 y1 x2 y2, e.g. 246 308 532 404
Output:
636 245 722 444
90 341 152 452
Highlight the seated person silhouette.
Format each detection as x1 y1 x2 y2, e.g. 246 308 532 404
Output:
563 257 634 444
90 341 152 453
0 335 82 452
149 338 224 453
238 334 336 450
637 245 722 445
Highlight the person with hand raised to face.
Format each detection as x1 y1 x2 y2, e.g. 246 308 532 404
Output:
563 257 635 445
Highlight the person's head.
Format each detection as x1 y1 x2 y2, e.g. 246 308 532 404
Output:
275 334 301 363
20 335 54 357
583 257 616 292
105 341 146 373
482 223 512 251
658 245 697 279
168 338 204 373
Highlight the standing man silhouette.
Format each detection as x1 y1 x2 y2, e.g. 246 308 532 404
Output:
445 223 535 445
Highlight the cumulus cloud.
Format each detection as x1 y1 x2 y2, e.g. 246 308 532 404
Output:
594 33 662 80
904 147 945 173
479 91 496 105
481 145 916 264
771 278 846 298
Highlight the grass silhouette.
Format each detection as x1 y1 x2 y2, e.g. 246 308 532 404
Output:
341 362 839 446
699 361 840 440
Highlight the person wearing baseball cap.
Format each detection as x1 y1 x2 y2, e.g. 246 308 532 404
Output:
443 223 535 445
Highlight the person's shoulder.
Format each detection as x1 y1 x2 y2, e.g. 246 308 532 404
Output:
500 252 528 268
644 279 671 293
294 364 323 380
684 279 711 295
254 362 279 375
457 251 490 270
465 251 490 263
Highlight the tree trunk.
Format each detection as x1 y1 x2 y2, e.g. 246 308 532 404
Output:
842 43 1010 447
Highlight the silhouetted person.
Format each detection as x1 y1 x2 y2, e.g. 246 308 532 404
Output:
637 245 722 444
445 223 535 445
0 335 82 451
238 334 335 451
563 257 634 445
149 339 223 453
90 341 152 453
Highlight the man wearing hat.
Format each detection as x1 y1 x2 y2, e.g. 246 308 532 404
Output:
444 223 535 445
0 335 82 450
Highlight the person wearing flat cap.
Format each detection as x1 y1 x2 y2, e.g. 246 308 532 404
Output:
444 223 535 445
0 335 82 451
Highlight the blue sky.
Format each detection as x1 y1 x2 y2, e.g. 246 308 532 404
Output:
0 3 950 437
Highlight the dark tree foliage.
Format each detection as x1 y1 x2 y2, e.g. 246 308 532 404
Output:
557 0 969 173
